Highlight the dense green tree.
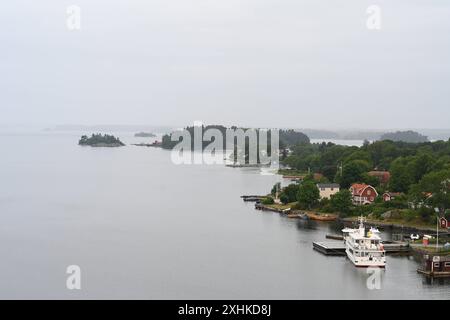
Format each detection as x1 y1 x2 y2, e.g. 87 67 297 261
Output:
280 184 299 203
297 181 320 209
330 190 353 215
410 154 435 182
343 150 373 166
417 169 450 214
279 194 290 205
389 157 414 192
361 173 380 188
337 160 371 188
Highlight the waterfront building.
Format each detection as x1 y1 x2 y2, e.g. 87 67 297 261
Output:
349 183 378 205
317 183 340 199
382 192 403 202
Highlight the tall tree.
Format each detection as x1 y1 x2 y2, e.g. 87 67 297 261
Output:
337 160 371 188
297 181 320 209
330 190 353 215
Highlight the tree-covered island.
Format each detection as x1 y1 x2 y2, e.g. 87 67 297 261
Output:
134 132 156 138
78 134 125 147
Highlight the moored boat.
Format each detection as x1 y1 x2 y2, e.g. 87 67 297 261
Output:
342 217 386 268
306 212 337 221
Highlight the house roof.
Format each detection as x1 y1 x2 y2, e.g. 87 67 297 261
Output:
317 183 340 189
368 171 391 183
350 183 377 196
383 192 402 197
368 171 390 176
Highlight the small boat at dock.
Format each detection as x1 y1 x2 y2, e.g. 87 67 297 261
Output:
306 212 337 221
287 212 309 219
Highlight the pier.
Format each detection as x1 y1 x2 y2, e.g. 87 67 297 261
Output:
313 241 410 256
313 242 346 256
241 195 265 202
254 203 291 214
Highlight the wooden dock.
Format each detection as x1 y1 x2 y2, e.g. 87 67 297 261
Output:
241 195 265 202
313 241 410 256
254 203 290 214
313 242 346 256
417 269 450 278
382 242 411 253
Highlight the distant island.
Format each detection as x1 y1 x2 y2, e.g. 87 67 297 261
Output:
134 132 156 138
160 125 310 150
380 130 429 143
78 134 125 147
132 140 162 147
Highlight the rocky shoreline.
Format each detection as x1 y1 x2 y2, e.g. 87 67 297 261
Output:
341 217 449 234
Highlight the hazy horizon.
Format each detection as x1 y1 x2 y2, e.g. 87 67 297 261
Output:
2 1 450 129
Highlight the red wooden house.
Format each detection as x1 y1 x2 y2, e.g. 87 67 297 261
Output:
350 183 378 205
382 192 403 202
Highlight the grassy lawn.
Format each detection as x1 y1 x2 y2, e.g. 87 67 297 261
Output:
266 202 296 210
411 245 450 254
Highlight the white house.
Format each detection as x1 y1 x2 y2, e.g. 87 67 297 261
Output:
317 183 340 199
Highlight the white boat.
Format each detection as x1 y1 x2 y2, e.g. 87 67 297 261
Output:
342 217 386 268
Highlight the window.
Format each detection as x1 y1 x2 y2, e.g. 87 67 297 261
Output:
367 190 372 195
434 262 440 268
445 262 450 267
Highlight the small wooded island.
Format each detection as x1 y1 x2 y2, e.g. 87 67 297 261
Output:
134 132 156 138
78 134 125 147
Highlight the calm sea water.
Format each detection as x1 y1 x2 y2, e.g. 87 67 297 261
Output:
0 131 448 299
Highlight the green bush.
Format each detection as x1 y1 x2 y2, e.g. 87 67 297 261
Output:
371 207 385 219
279 194 290 205
403 209 417 222
418 207 435 222
261 197 274 205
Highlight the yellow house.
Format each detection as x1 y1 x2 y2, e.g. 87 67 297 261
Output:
317 183 340 199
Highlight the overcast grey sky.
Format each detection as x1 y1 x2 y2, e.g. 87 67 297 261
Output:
1 0 449 129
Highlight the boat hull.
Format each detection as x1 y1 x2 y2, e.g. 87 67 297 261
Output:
354 265 386 268
346 249 386 268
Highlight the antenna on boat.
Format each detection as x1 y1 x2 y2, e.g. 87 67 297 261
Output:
358 215 366 228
